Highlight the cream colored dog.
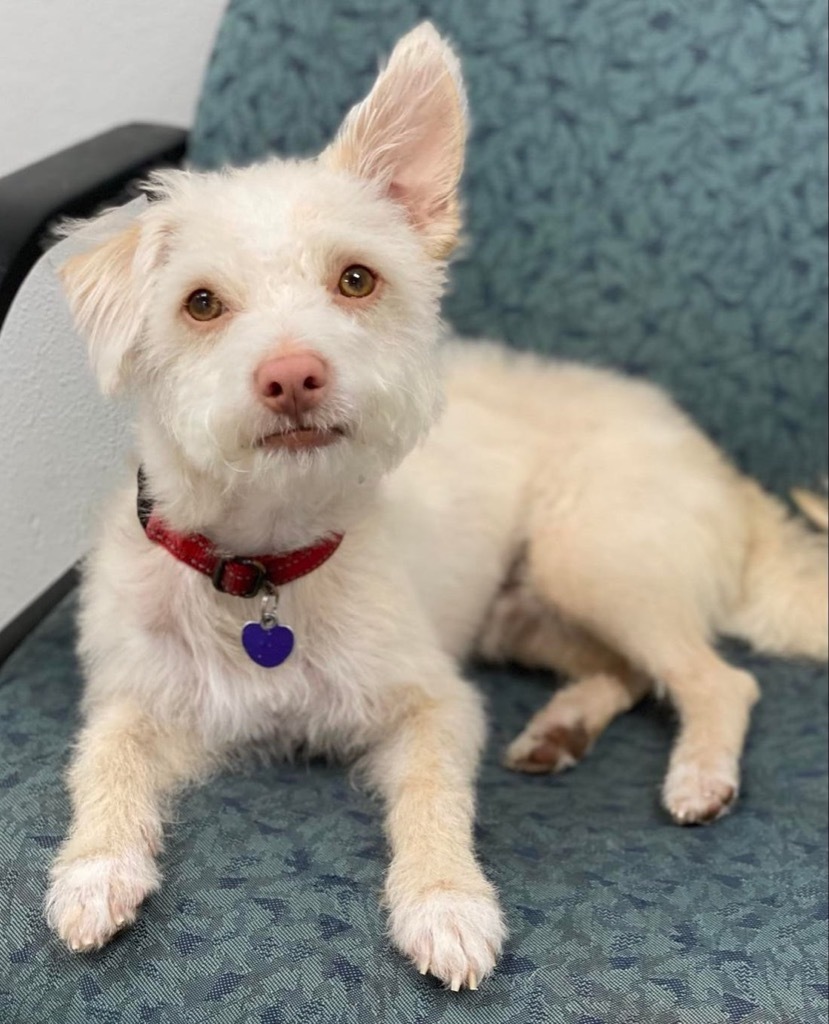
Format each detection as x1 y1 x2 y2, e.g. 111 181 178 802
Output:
46 24 827 990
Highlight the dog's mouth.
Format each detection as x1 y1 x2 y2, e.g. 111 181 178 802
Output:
258 425 347 452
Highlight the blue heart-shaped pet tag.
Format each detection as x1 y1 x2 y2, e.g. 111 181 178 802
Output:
241 620 295 667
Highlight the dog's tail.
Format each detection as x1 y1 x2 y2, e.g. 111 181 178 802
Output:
790 485 829 531
723 481 828 661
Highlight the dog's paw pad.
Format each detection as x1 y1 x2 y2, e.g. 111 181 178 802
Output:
46 852 159 952
504 721 591 774
663 760 738 825
390 882 505 990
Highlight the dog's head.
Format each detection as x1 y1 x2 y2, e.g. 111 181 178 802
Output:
60 24 467 507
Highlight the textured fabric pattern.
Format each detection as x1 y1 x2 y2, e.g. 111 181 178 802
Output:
0 595 826 1024
190 0 828 494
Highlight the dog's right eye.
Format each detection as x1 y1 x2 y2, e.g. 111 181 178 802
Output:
185 289 224 322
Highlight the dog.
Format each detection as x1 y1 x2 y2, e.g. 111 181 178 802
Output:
46 23 827 990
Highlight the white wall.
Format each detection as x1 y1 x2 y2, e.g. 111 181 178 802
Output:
0 1 227 630
0 0 227 177
0 228 134 630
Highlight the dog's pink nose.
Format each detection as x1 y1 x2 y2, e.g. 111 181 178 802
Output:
254 352 329 417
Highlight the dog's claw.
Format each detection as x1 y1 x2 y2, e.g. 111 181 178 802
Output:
418 959 429 976
450 975 462 992
468 972 478 990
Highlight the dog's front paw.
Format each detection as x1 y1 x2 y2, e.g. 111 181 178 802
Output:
388 874 506 990
45 850 160 952
662 756 739 825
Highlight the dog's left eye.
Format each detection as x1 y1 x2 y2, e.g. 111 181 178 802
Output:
338 265 376 299
185 289 224 322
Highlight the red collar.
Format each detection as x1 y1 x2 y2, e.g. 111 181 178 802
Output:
136 469 343 598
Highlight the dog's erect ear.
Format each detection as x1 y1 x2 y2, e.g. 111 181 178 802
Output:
321 22 468 259
59 206 169 395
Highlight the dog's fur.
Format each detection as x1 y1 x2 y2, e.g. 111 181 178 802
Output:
46 24 828 989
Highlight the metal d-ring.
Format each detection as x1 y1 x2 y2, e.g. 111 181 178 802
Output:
259 584 280 629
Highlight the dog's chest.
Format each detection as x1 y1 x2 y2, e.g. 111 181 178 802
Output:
161 577 387 751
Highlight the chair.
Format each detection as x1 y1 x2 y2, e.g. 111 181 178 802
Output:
1 2 826 1021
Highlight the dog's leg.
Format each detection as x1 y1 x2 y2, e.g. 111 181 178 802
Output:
657 651 759 823
505 671 650 774
365 679 505 990
46 698 209 951
525 518 760 825
479 574 649 772
516 605 756 823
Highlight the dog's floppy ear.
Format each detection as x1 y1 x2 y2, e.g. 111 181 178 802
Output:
321 22 468 259
59 204 169 395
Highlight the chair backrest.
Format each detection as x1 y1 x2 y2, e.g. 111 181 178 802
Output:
190 0 828 491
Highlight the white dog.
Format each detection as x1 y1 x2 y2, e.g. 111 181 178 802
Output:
46 24 827 990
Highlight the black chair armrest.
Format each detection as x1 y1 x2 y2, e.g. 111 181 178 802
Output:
0 122 187 332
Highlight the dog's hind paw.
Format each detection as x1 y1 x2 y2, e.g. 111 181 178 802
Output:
45 850 159 952
662 758 739 825
504 720 592 774
388 876 505 990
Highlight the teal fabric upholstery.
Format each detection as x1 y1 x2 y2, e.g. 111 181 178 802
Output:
2 2 827 1023
0 596 827 1023
191 0 828 493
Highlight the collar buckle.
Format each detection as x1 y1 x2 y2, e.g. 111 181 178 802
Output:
212 557 267 598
